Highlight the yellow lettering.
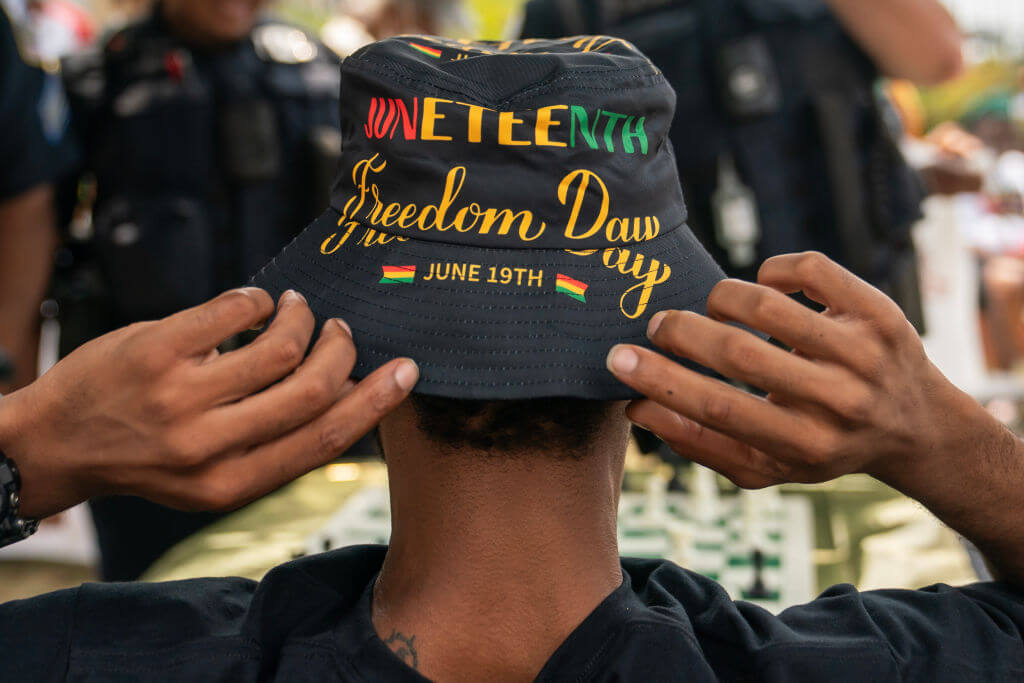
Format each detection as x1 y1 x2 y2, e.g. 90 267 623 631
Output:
397 203 419 228
536 105 568 147
499 111 531 146
453 203 482 232
341 154 386 223
644 216 661 241
461 102 486 143
320 220 358 254
600 248 673 319
559 169 609 241
422 98 453 141
479 208 535 237
380 202 403 227
417 166 466 232
357 228 402 247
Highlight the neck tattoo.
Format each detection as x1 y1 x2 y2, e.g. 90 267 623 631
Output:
384 630 420 671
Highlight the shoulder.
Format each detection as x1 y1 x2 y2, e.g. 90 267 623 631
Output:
73 576 259 648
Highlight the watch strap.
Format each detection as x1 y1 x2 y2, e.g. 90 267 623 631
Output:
0 448 39 548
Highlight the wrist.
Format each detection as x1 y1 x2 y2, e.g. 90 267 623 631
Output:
872 383 1015 501
0 387 72 519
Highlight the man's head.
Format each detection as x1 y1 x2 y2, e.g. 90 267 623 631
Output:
162 0 269 45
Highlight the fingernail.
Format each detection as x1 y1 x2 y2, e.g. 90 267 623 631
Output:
394 359 420 392
249 319 269 331
607 345 640 375
333 318 352 337
235 286 264 298
647 311 667 339
283 290 307 306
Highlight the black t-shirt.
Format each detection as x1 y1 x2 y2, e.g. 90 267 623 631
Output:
4 545 1024 681
0 8 77 200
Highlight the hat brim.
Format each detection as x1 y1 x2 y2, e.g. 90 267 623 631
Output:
251 209 725 400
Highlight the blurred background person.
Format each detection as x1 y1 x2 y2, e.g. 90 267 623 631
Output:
320 0 472 57
519 0 963 332
0 1 77 394
54 0 343 582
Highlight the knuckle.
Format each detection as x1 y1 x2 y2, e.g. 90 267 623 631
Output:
832 388 874 423
318 425 352 456
854 339 888 379
370 386 398 413
729 472 769 490
145 389 181 423
876 311 912 344
194 477 242 512
707 280 736 310
751 290 783 325
298 377 334 408
699 393 733 424
653 310 687 342
270 337 305 368
795 251 829 280
220 290 263 321
722 335 760 374
126 342 165 376
798 430 842 467
164 435 209 468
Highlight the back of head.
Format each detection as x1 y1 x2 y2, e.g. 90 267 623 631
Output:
409 395 617 458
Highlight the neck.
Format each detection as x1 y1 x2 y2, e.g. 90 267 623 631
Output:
373 414 628 681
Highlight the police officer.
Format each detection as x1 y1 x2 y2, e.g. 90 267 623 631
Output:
519 0 962 328
0 3 76 392
59 0 343 581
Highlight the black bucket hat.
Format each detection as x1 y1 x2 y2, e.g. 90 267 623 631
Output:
252 35 725 400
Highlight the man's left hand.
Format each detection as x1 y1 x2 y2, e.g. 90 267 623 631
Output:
607 251 1002 491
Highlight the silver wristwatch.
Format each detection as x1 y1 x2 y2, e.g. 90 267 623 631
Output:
0 448 39 548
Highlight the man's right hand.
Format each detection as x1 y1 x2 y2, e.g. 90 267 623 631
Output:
0 288 419 520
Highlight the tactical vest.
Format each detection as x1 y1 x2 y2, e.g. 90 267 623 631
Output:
60 11 341 332
522 0 925 324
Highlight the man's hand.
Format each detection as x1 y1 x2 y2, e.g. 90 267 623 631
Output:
608 252 1024 582
0 288 419 520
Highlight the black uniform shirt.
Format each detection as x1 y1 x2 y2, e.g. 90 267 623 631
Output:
4 545 1024 681
0 8 77 200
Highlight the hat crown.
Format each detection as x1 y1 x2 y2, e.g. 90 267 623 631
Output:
330 36 687 251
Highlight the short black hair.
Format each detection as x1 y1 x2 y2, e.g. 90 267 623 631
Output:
408 396 617 458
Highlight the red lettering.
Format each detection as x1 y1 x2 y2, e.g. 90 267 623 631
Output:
396 97 419 140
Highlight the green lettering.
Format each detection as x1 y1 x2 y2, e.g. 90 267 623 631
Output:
570 106 600 150
601 111 628 153
622 116 648 155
